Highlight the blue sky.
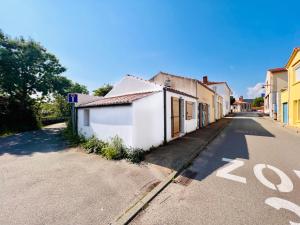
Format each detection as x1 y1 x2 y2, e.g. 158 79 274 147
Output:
1 0 299 98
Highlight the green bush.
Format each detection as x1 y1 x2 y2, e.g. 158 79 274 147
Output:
62 119 85 146
81 136 107 154
125 147 144 163
101 135 125 160
102 146 120 160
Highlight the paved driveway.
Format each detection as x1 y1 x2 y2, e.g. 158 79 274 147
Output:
0 124 160 225
131 113 300 225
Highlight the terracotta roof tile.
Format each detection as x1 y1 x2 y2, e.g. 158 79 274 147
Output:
77 91 159 108
268 68 287 73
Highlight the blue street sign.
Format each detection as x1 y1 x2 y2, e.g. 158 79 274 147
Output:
68 93 78 103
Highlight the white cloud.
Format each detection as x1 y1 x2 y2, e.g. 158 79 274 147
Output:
247 82 264 98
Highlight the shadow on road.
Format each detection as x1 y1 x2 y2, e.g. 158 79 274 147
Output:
0 127 67 156
144 113 275 183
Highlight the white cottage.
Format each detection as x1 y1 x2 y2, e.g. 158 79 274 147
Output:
76 75 198 150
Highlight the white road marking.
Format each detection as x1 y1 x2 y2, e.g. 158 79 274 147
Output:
253 164 293 193
216 158 246 184
265 197 300 225
294 170 300 178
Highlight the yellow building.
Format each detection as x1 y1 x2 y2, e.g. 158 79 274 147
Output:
284 47 300 127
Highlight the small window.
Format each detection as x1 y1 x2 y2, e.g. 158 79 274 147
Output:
84 109 90 126
296 67 300 82
186 101 195 120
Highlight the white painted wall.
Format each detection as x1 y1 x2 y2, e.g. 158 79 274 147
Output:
77 105 134 147
208 83 231 116
106 75 163 97
77 88 198 150
166 91 198 141
132 92 164 150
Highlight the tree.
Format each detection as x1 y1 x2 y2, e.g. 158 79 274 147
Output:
230 96 236 105
93 84 113 97
68 82 88 94
252 97 264 107
0 30 84 131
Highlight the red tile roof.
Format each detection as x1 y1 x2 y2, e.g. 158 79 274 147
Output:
77 91 159 108
268 68 287 73
204 81 226 85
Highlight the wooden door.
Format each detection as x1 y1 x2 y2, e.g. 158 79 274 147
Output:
198 103 203 128
171 97 180 137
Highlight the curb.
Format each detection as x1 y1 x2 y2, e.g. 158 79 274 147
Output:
111 120 231 225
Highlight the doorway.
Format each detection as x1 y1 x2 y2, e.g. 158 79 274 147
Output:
171 97 184 137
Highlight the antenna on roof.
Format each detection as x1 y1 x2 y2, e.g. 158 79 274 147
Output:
164 78 172 87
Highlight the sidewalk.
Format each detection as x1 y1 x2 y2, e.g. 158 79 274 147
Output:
143 118 233 178
261 116 300 135
113 117 232 225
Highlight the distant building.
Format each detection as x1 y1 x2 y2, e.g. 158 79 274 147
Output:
231 96 252 112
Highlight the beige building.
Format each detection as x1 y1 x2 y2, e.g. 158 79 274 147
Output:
150 72 222 126
264 68 288 121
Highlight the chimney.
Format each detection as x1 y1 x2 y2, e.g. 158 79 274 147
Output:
203 76 208 84
239 96 244 102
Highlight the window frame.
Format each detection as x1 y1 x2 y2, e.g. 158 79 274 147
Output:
185 101 195 120
83 109 90 126
294 65 300 83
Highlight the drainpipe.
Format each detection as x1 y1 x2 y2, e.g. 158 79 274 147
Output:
163 87 167 144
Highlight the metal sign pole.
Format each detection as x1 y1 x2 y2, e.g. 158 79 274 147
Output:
71 103 75 134
67 93 78 135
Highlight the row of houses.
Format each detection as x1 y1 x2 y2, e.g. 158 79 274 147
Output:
75 72 232 150
264 47 300 128
231 96 252 113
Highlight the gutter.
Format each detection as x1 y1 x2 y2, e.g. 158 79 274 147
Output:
163 87 167 144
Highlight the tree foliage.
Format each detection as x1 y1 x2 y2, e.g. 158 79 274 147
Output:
252 97 264 107
93 84 113 97
0 30 86 132
230 96 236 105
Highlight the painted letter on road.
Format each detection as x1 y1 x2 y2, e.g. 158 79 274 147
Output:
265 197 300 225
216 158 246 184
254 164 293 193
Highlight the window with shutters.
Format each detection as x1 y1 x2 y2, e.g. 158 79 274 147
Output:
186 101 194 120
84 109 90 126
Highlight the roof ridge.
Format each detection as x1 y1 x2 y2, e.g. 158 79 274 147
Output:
156 71 216 93
126 74 163 87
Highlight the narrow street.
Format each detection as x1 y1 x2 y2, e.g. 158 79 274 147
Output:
131 113 300 225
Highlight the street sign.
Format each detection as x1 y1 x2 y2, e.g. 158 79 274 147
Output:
68 93 78 103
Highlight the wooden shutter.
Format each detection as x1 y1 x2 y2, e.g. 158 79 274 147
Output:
186 101 193 120
171 97 180 137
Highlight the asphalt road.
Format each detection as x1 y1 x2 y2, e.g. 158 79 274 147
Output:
131 112 300 225
0 124 160 225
